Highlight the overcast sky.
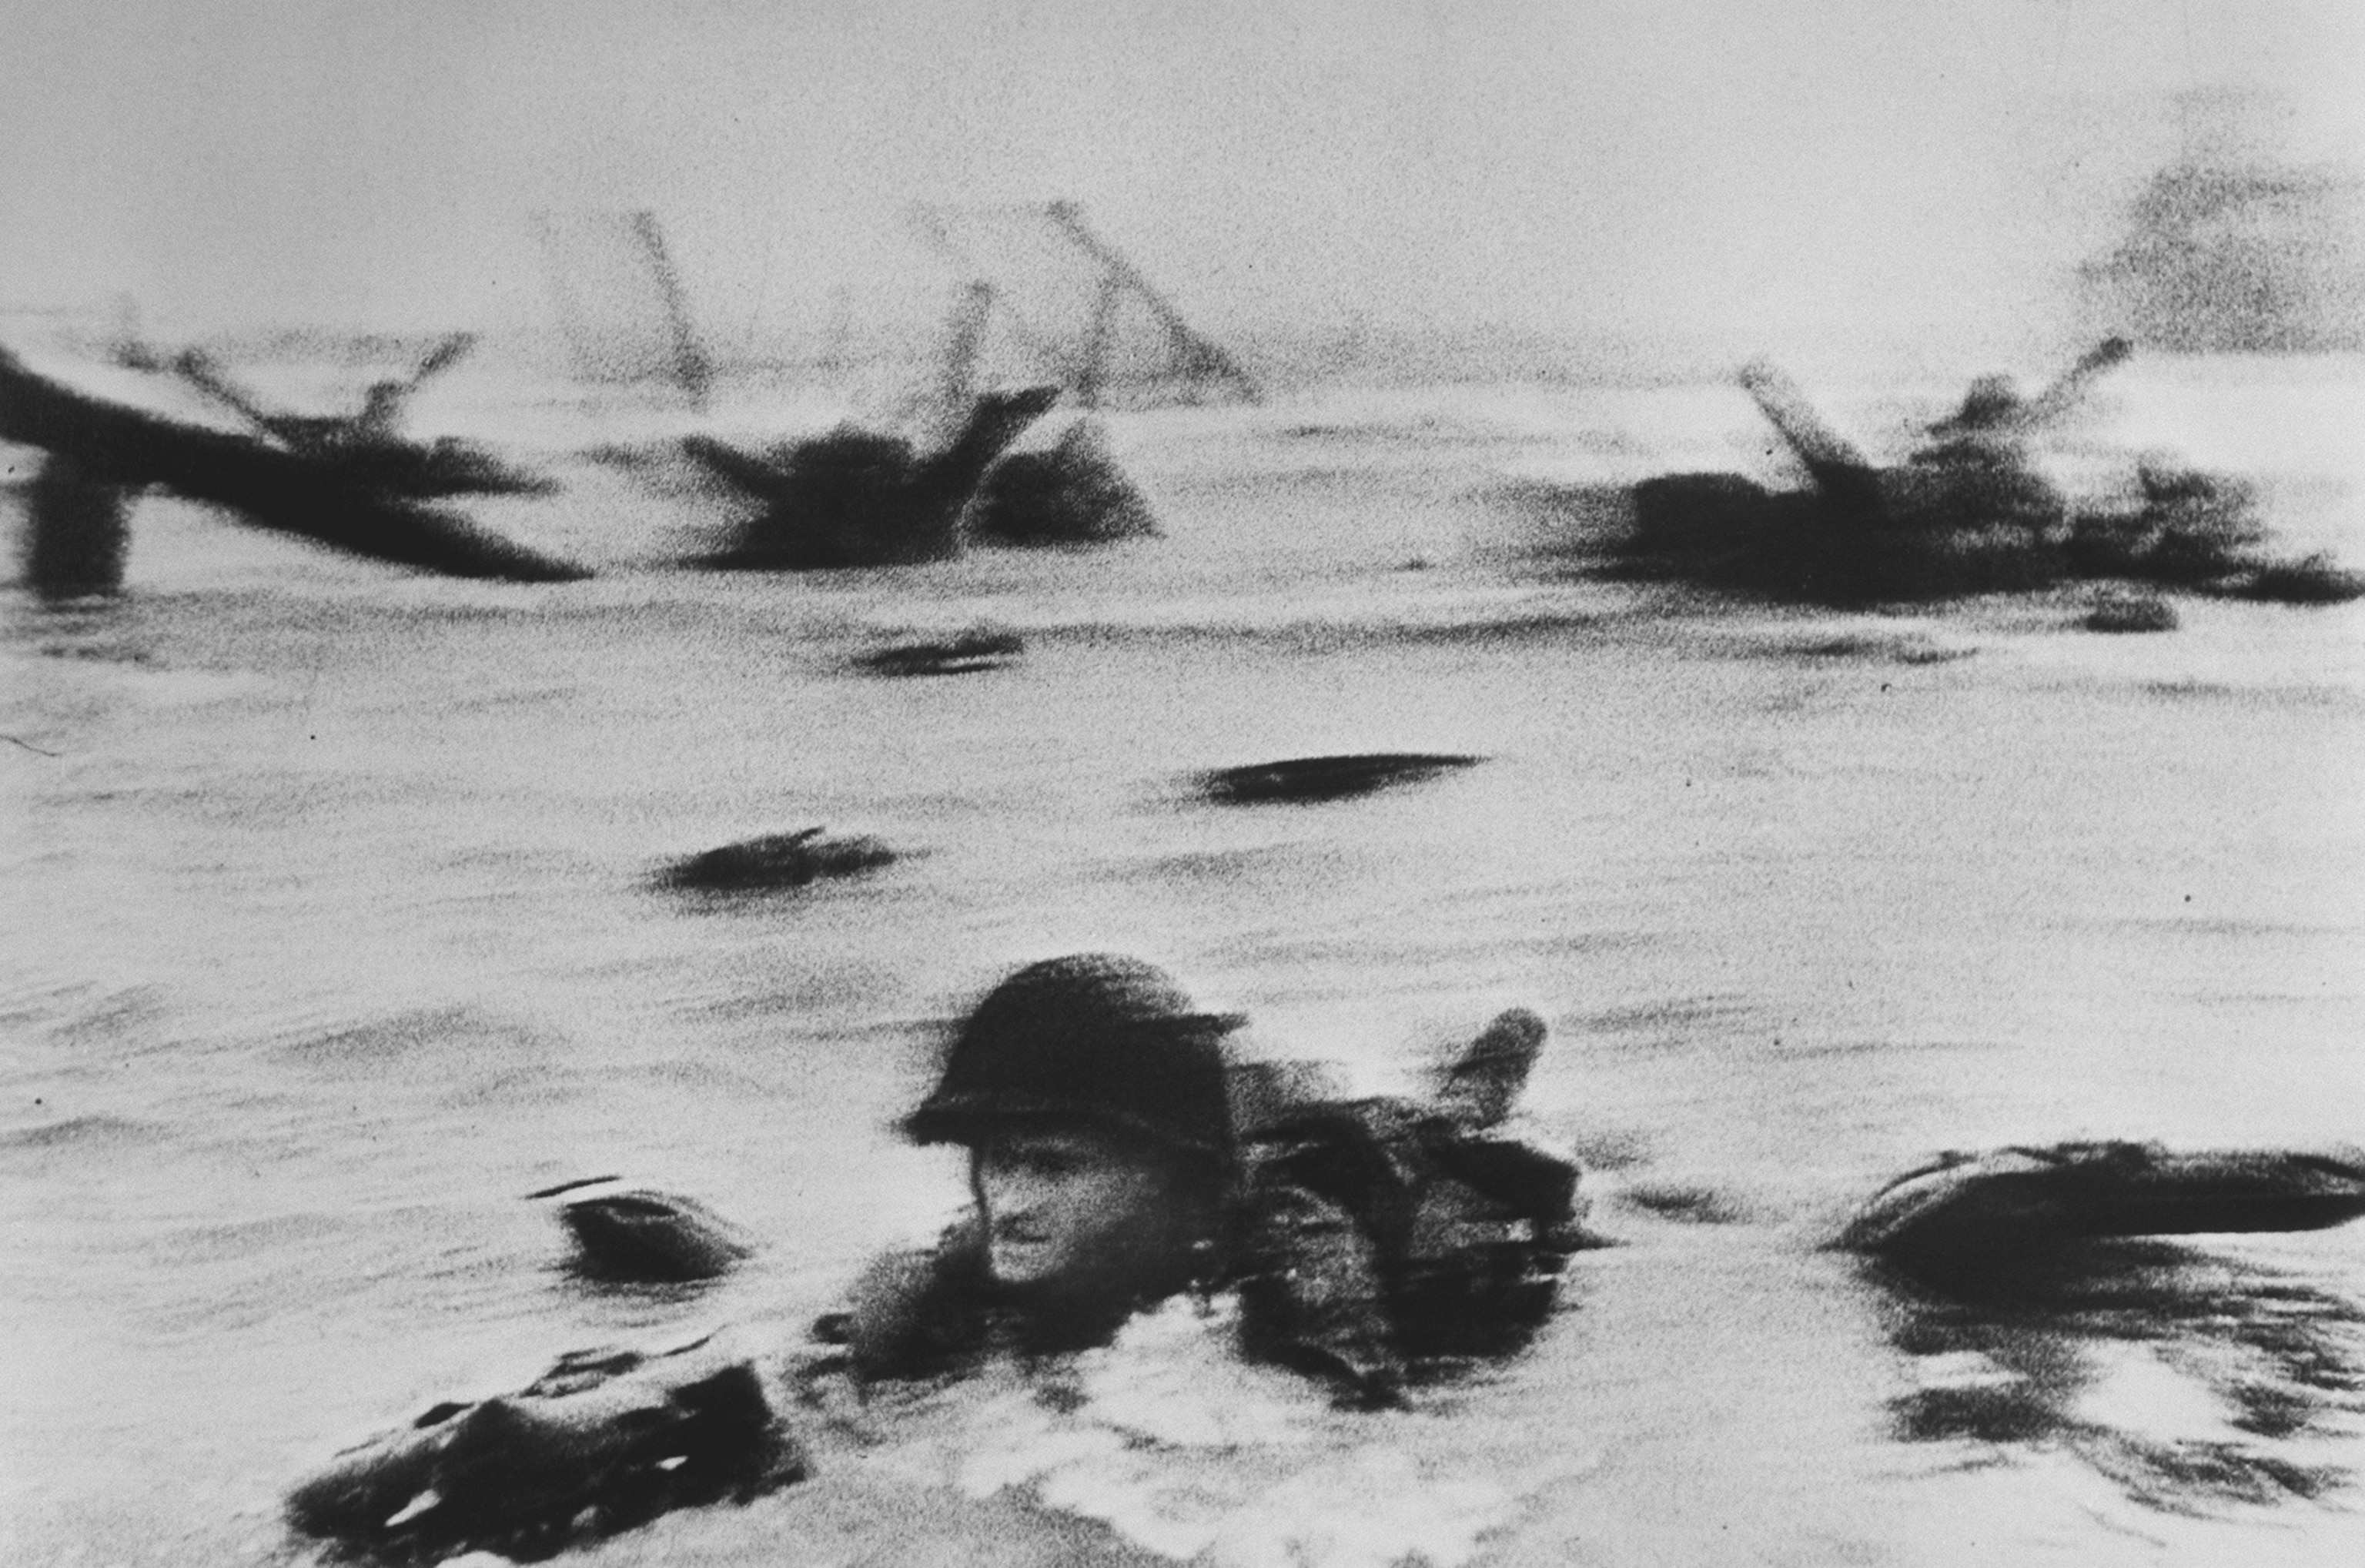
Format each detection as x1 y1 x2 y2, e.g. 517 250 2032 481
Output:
4 1 2360 359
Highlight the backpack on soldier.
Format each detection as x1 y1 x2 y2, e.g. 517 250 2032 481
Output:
1236 1010 1585 1366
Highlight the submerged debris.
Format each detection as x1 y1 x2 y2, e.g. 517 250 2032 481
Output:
658 828 895 893
531 1177 756 1284
1199 753 1484 805
2086 589 2179 634
286 1337 805 1563
1781 631 1973 665
2232 551 2365 605
2066 463 2263 585
0 346 587 584
1840 1142 2365 1278
856 629 1024 677
968 418 1158 547
168 338 554 500
1600 345 2361 611
684 387 1058 569
1617 1182 1751 1225
2066 467 2362 607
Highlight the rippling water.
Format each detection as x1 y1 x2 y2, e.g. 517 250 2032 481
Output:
5 360 2364 1566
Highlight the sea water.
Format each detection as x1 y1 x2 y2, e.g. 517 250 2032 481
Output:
4 358 2363 1566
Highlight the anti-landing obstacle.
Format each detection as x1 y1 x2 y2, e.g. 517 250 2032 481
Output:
2 347 588 590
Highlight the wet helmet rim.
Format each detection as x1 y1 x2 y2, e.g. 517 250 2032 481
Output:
903 954 1243 1155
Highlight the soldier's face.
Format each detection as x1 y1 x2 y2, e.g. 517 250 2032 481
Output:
972 1124 1173 1289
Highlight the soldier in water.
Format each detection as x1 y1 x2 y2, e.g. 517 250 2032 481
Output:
811 953 1586 1407
286 953 1585 1561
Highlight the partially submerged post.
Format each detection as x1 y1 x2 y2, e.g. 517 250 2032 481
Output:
1073 271 1124 410
630 211 714 407
1042 201 1260 406
928 279 1000 451
22 453 130 599
1734 359 1883 523
937 280 996 418
535 209 712 406
912 200 1259 408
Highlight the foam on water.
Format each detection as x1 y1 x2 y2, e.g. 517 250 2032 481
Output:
817 1296 1591 1567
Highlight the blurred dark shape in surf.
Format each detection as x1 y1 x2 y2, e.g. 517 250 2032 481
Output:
657 828 895 894
1841 1142 2365 1273
2085 588 2179 634
682 387 1057 568
970 418 1159 547
2232 552 2365 604
856 628 1024 677
1583 341 2361 610
1198 753 1484 806
2068 464 2365 604
531 1177 756 1285
166 334 555 500
2 344 586 593
286 1336 804 1563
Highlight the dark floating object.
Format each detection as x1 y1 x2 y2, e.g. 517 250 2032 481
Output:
0 346 587 584
658 827 895 893
2062 463 2360 603
1617 1182 1749 1225
1199 752 1484 805
1608 345 2119 604
1597 340 2357 611
286 1336 805 1563
1840 1141 2365 1275
1785 632 1970 665
2085 589 2178 634
968 418 1158 547
2065 460 2261 585
684 386 1059 569
857 629 1024 677
532 1177 757 1283
2233 550 2365 605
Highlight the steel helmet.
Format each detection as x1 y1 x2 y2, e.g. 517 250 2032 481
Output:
904 954 1243 1156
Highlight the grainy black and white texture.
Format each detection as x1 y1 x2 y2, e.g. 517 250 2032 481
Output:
5 5 2364 1567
